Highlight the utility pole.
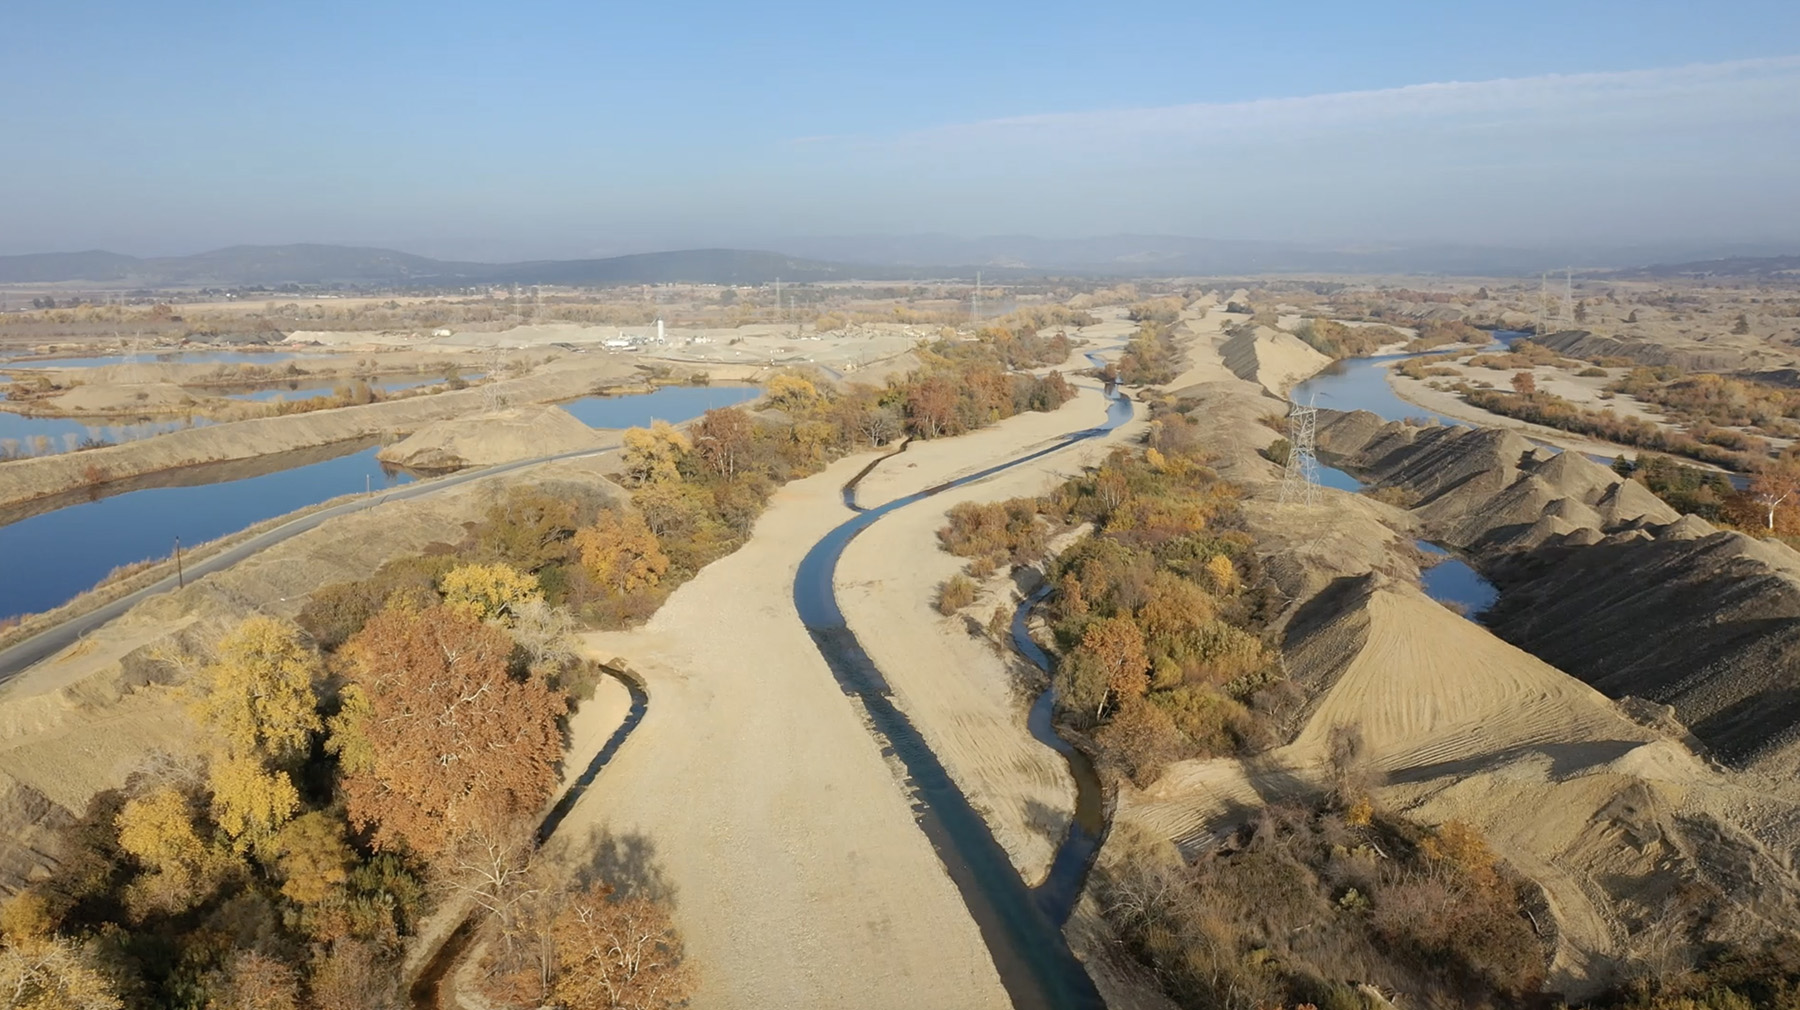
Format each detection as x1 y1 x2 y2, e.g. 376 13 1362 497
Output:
174 537 184 589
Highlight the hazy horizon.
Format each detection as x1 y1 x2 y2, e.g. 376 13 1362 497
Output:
3 1 1797 261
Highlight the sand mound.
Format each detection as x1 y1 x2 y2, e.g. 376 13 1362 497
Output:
1486 530 1800 774
1536 330 1749 372
376 404 606 470
1220 325 1331 396
43 381 205 415
1123 577 1800 997
1323 419 1678 552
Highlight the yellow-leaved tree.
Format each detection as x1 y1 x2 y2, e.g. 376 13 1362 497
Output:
267 811 353 906
208 754 301 847
0 934 123 1010
572 510 669 596
116 786 229 915
765 373 817 411
194 616 322 766
440 562 541 625
192 617 323 848
620 421 690 487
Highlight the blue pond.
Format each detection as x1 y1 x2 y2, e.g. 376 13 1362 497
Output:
1289 330 1528 425
1416 542 1500 617
0 384 762 622
556 384 759 427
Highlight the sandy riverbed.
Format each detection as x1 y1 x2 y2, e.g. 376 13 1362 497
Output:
549 383 1149 1009
837 381 1139 883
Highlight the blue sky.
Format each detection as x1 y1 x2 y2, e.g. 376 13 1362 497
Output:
1 0 1797 259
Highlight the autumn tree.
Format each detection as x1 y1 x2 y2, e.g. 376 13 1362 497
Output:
309 940 401 1010
208 753 301 848
1749 460 1800 531
193 616 322 767
690 407 753 479
904 373 960 438
192 617 321 849
1079 616 1149 720
331 604 565 857
206 950 300 1010
1510 370 1536 397
765 373 818 411
115 786 230 915
572 510 670 595
440 561 541 625
548 883 693 1010
473 487 580 571
267 811 353 906
620 422 690 487
0 936 123 1010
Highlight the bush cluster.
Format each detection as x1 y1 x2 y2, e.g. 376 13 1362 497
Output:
1101 801 1549 1010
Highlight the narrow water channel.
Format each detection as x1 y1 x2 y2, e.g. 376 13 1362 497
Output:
792 385 1131 1010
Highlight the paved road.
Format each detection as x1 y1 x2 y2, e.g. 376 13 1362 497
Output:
0 441 619 684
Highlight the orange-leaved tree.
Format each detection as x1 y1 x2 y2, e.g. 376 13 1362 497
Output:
331 603 565 857
1079 616 1149 721
1749 459 1800 532
691 407 754 480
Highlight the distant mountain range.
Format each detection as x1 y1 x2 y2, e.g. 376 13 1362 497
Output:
770 234 1800 278
1601 254 1800 280
0 246 903 288
1 238 1794 289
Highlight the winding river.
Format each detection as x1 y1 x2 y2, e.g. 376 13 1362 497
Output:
1289 334 1524 619
793 383 1131 1010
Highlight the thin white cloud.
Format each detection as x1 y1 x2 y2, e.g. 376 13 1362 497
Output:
857 55 1800 152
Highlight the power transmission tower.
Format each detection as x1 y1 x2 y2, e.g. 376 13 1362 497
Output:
1560 267 1574 328
1278 398 1320 505
483 345 506 411
973 270 982 322
1537 273 1550 337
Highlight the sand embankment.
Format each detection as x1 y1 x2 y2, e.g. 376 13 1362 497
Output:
837 383 1135 882
377 404 609 470
0 357 635 511
1317 411 1677 551
1485 523 1800 776
1219 324 1331 397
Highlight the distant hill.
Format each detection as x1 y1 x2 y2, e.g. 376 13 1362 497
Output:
1604 254 1800 280
5 240 1797 289
770 234 1800 278
0 244 1002 289
0 250 142 283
